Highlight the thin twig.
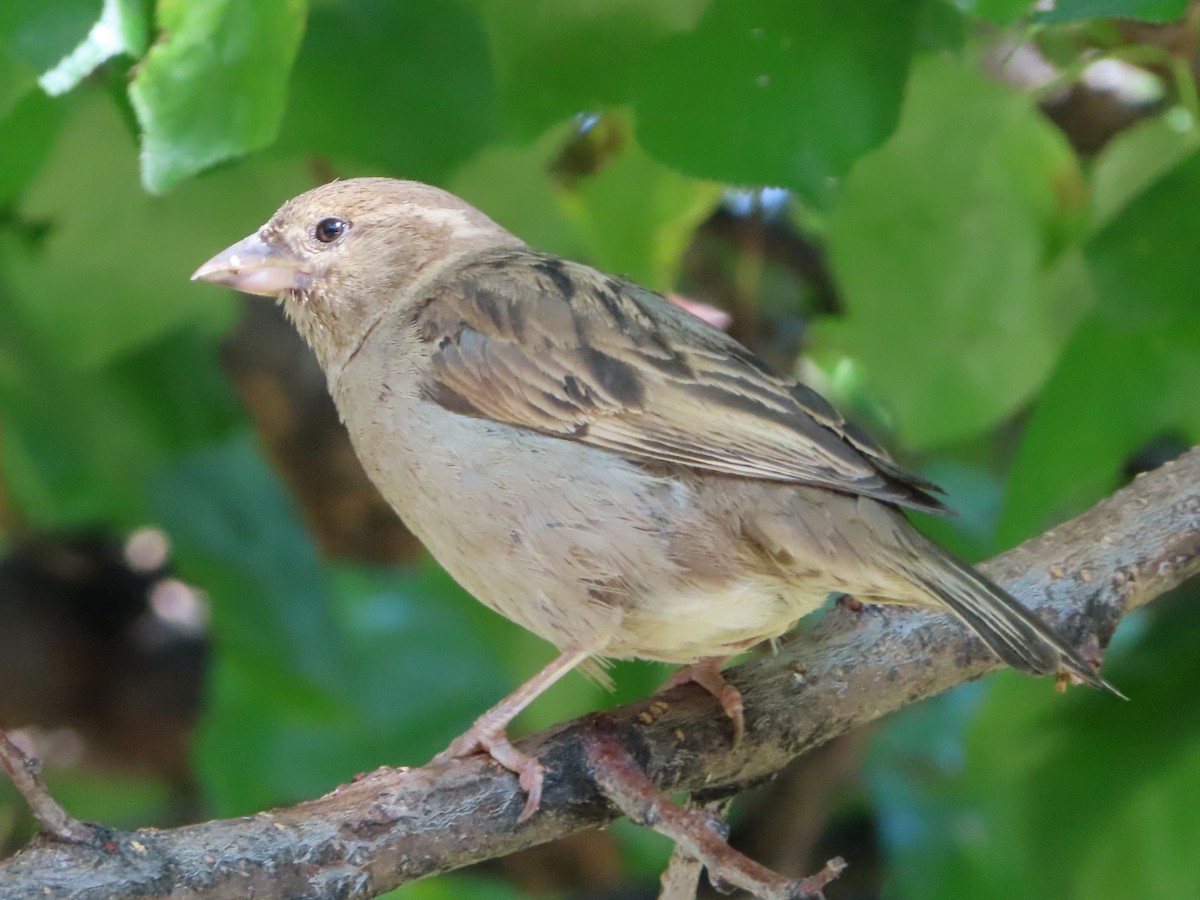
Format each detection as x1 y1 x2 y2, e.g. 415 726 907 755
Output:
660 843 706 900
588 729 844 899
0 727 94 843
658 796 733 900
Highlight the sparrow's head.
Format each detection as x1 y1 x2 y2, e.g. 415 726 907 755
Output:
193 177 521 370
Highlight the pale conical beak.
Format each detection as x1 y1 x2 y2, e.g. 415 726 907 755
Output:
191 232 310 297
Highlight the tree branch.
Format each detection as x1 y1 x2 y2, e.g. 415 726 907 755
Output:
0 727 95 844
587 731 846 899
2 448 1198 899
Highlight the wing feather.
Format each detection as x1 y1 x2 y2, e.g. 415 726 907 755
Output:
416 250 946 513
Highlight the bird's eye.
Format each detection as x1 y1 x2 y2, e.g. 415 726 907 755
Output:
314 217 349 244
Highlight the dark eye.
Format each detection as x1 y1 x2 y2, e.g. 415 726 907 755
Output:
314 217 348 243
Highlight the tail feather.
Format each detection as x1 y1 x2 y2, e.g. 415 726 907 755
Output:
910 541 1122 698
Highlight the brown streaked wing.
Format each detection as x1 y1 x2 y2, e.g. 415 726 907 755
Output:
417 250 946 513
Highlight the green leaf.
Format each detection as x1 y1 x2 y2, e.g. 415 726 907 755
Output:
1074 743 1200 898
0 93 301 530
1000 317 1200 543
906 458 1008 559
558 136 722 290
0 0 102 73
0 0 104 116
153 439 346 691
154 443 518 815
191 546 516 813
280 0 495 183
957 0 1192 26
869 684 999 899
323 564 513 761
128 0 306 192
951 0 1034 25
0 318 242 527
874 595 1200 900
0 42 37 121
1 89 313 367
826 54 1091 449
917 0 970 52
155 438 350 811
0 88 63 204
379 874 523 900
196 653 352 813
40 771 173 830
1033 0 1191 24
113 0 150 57
473 0 705 138
38 0 145 97
633 0 919 206
1086 148 1200 328
1089 109 1200 233
448 121 589 261
1000 149 1200 544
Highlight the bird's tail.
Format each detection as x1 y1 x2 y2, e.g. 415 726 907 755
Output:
907 536 1122 697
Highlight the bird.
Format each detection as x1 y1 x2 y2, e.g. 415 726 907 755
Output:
193 177 1115 819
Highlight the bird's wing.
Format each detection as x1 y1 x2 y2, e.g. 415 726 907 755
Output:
417 250 946 513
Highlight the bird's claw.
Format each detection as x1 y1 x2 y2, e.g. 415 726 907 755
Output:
666 658 745 745
433 727 545 821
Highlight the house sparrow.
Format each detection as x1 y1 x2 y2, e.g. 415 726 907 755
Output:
194 178 1113 819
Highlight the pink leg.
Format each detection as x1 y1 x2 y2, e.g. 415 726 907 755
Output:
665 657 745 745
433 648 590 821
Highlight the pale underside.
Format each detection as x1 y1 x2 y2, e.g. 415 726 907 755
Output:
330 250 940 667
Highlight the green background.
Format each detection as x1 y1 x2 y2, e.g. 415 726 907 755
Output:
1 0 1198 897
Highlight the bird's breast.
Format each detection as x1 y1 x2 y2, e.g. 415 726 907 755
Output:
330 354 843 660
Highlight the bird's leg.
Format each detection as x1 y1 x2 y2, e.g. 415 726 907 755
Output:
664 656 745 744
433 647 590 821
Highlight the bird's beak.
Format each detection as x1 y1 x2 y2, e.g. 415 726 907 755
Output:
191 232 310 297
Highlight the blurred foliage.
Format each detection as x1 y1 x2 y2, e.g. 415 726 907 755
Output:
1 0 1199 898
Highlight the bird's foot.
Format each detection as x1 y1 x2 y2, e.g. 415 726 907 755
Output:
665 657 744 745
430 648 593 821
433 728 545 822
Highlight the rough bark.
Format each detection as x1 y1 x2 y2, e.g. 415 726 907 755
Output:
2 448 1198 900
